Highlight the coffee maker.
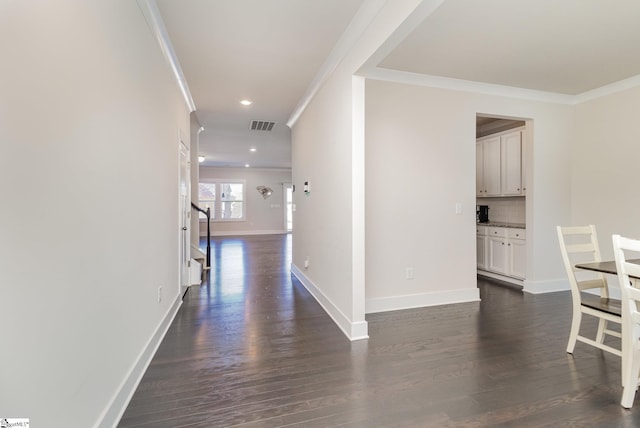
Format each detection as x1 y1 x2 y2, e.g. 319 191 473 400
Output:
476 205 489 223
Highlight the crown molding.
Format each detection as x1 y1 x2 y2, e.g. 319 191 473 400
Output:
286 0 387 128
571 74 640 105
137 0 196 113
363 66 640 106
364 67 576 104
358 0 446 73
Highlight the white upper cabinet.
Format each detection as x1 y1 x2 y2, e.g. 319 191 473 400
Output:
476 141 484 197
483 136 501 196
501 131 522 195
476 129 523 197
521 131 527 195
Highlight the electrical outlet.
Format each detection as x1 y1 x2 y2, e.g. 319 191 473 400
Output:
405 267 414 280
157 286 162 303
304 257 310 269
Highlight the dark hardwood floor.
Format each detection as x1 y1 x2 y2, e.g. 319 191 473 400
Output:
119 234 640 427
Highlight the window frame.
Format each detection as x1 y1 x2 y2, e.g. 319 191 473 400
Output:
198 179 246 222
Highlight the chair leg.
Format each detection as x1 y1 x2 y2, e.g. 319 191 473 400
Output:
596 318 607 343
567 309 582 354
621 348 640 408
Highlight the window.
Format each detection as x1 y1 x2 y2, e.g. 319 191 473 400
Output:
219 182 244 219
198 180 245 221
198 183 216 219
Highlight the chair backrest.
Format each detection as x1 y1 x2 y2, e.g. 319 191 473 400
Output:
557 225 609 298
612 235 640 324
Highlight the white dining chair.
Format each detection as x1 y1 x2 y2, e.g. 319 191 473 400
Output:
612 234 640 408
557 225 621 356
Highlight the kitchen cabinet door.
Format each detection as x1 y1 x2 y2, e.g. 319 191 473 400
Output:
483 136 501 196
488 236 508 274
501 131 522 195
476 234 487 269
476 141 484 197
508 238 526 279
521 131 527 195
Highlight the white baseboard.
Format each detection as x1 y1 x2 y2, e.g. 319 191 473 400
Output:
291 264 369 341
96 293 182 428
365 288 480 314
522 278 569 294
202 229 286 237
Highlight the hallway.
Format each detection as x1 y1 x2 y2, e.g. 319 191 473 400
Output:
120 234 640 427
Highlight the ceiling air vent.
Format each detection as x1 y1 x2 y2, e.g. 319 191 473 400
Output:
250 120 276 131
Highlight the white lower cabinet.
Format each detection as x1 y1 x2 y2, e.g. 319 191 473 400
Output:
488 235 508 274
478 226 526 280
508 238 526 279
506 228 526 279
476 226 488 270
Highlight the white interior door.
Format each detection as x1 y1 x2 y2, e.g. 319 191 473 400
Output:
179 140 191 291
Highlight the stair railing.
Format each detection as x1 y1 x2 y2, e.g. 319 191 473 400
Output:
191 202 211 269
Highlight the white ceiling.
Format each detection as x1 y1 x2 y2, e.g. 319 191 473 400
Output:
379 0 640 95
156 0 364 168
155 0 640 169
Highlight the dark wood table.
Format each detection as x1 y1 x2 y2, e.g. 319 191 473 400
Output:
575 258 640 392
575 259 640 278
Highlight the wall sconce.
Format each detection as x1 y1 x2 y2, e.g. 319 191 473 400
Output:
256 186 273 199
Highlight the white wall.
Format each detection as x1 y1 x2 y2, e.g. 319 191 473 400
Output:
291 0 427 340
292 70 360 335
572 86 640 258
199 167 291 236
364 80 575 299
365 80 479 311
0 2 189 426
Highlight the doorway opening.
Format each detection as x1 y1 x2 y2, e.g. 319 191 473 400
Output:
284 183 293 232
475 114 529 288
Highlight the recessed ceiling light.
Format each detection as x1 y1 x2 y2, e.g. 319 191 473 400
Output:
198 156 205 163
250 148 257 152
244 164 250 168
240 100 252 106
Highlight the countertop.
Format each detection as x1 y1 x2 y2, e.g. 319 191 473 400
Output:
477 222 526 229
